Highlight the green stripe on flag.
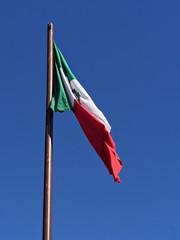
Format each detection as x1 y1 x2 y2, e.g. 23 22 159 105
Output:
50 44 73 112
54 43 76 81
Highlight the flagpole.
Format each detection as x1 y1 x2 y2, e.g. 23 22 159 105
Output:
42 22 54 240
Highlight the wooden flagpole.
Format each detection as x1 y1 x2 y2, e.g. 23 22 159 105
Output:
42 22 54 240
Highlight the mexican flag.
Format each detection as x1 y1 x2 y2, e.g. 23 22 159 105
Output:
50 43 123 182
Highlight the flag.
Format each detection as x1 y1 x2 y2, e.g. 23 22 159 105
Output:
50 43 123 182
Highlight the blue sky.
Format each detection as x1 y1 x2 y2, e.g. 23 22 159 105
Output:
0 0 180 239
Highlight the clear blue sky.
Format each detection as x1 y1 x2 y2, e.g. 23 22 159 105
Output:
0 0 180 239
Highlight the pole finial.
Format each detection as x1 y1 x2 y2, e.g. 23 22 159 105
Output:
48 22 53 29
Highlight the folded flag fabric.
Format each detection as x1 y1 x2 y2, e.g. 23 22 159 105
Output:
50 43 123 182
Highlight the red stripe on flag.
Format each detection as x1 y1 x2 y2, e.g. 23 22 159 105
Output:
73 100 122 182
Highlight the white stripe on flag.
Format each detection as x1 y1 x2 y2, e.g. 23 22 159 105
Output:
60 67 111 132
70 79 111 132
59 67 75 107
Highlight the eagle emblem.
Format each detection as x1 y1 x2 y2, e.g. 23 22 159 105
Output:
72 89 81 103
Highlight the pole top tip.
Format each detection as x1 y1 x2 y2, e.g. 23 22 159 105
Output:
48 22 53 28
